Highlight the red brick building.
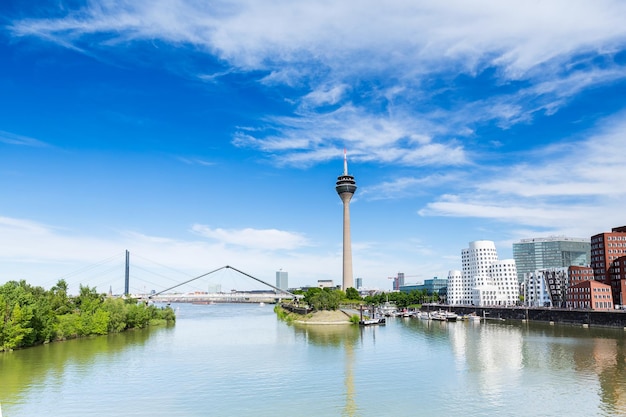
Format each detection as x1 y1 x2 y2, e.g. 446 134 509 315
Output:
566 280 614 311
590 226 626 307
568 265 594 286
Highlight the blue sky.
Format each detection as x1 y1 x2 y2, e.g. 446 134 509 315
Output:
2 0 626 294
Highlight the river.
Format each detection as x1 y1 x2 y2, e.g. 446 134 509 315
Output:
1 303 626 416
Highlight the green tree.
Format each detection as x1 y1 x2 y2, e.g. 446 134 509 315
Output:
102 298 128 332
345 287 361 301
307 288 343 311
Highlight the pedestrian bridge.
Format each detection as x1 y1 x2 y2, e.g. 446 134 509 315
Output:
138 265 298 304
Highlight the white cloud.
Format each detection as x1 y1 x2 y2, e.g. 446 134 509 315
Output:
9 0 626 168
361 174 462 201
233 104 468 168
11 1 626 77
191 224 309 250
419 114 626 236
0 131 49 147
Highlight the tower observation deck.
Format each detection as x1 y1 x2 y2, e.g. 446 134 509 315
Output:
336 149 357 290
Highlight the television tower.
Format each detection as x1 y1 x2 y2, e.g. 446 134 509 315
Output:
336 149 357 290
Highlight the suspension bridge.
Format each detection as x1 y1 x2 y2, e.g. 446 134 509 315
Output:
143 265 297 304
53 251 297 304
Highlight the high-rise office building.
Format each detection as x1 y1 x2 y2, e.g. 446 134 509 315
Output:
392 272 405 291
590 226 626 306
513 236 590 283
355 277 363 290
335 149 357 290
275 270 288 291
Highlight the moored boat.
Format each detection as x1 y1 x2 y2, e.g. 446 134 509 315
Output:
417 311 432 320
431 310 458 321
359 317 386 326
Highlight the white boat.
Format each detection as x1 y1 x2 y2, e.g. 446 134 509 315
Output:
417 311 431 320
359 317 386 326
431 310 458 321
378 302 398 317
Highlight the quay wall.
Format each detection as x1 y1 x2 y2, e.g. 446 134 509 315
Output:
421 305 626 328
280 303 312 315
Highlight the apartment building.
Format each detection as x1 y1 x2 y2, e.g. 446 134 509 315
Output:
590 226 626 306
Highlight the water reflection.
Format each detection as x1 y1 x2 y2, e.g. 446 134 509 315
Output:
0 326 170 407
293 324 362 417
403 318 626 416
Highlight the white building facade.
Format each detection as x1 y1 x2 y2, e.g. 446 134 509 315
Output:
448 240 519 306
523 268 569 307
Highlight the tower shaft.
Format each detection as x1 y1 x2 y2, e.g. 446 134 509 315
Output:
336 150 357 291
340 193 354 290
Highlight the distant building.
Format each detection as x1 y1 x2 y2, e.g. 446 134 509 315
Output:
355 277 363 290
591 226 626 306
318 279 334 288
566 280 614 311
392 273 405 291
448 240 519 306
276 270 288 291
208 284 222 293
399 277 447 296
513 236 590 283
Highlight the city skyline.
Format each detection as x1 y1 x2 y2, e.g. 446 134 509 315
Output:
2 1 626 294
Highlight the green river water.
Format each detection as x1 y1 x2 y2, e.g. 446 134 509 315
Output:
1 302 625 416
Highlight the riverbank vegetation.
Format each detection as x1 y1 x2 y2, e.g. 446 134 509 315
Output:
364 289 438 309
0 279 176 352
290 287 437 311
288 287 363 311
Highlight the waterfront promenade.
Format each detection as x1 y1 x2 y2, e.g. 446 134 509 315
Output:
423 304 626 328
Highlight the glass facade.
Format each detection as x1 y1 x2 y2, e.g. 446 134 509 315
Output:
275 271 288 291
513 237 590 283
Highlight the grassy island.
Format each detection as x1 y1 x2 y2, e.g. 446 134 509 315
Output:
0 279 176 352
275 287 363 325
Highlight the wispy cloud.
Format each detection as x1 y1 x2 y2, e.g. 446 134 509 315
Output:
176 156 215 166
0 131 48 147
232 104 468 168
191 224 310 250
361 174 463 201
419 113 626 236
8 0 626 168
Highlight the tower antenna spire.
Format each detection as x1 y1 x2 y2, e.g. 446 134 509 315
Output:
343 148 348 175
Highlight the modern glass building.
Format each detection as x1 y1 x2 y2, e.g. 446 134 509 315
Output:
399 277 448 295
275 270 288 291
513 237 590 283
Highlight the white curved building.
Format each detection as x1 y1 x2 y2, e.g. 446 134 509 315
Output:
448 240 519 306
447 270 463 305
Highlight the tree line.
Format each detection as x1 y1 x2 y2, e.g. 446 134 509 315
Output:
0 279 176 352
291 286 438 311
363 289 439 309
